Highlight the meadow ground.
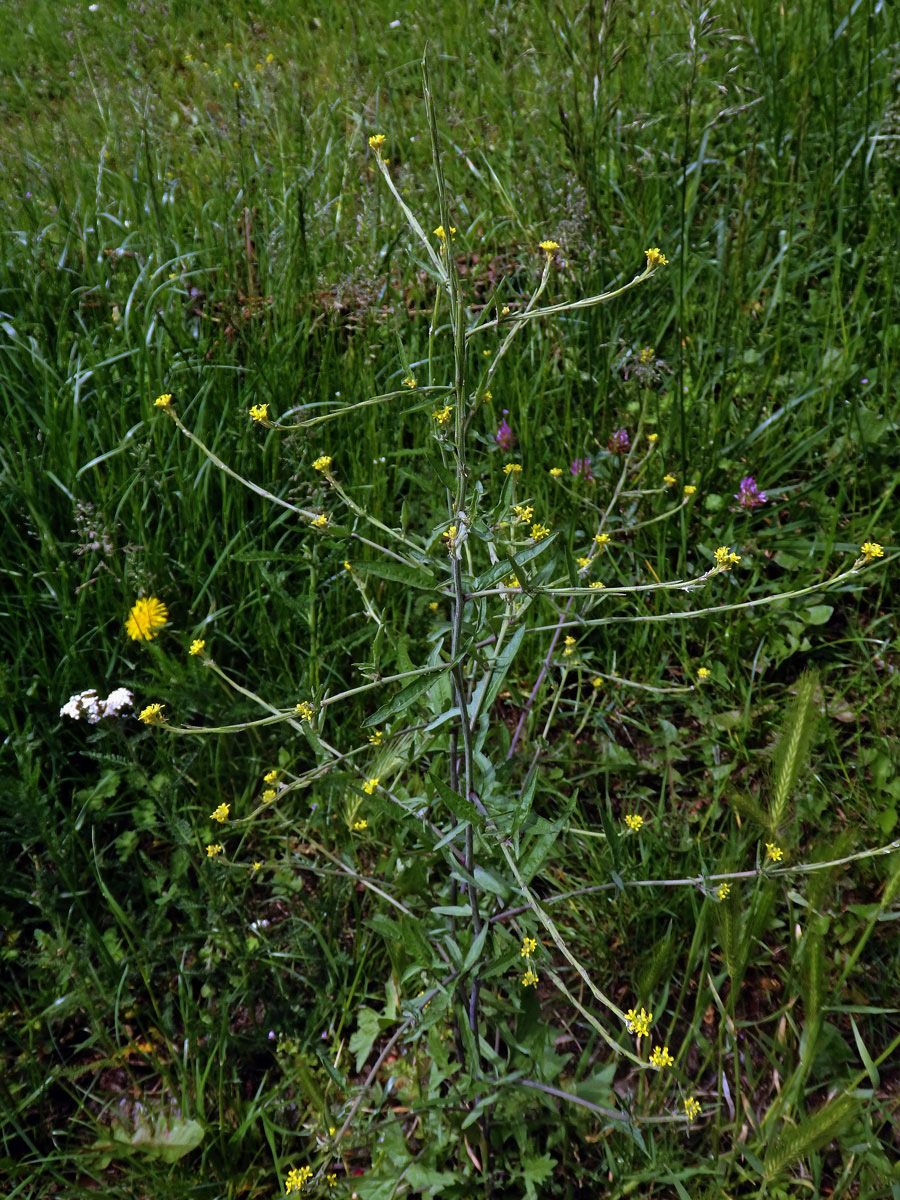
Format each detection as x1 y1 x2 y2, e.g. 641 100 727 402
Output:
1 2 899 1197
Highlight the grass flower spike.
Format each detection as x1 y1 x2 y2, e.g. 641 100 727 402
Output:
126 597 168 641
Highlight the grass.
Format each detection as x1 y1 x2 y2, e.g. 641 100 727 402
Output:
1 1 899 1197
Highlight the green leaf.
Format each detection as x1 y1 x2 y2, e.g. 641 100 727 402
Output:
430 772 482 826
363 666 451 727
349 1005 381 1072
481 625 526 714
349 558 437 590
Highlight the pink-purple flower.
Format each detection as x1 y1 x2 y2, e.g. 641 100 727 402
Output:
570 457 594 482
608 427 630 455
734 476 767 509
495 412 515 451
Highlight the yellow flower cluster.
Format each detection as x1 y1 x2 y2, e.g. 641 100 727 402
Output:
126 597 168 642
368 133 386 151
539 240 559 253
531 522 550 541
504 462 522 475
313 455 332 472
717 882 731 900
362 777 379 795
714 546 741 569
624 813 643 832
154 393 172 408
189 638 206 656
295 700 315 721
522 967 539 988
861 541 883 561
765 843 784 863
285 1165 313 1194
645 247 669 267
249 403 268 422
210 803 229 823
432 404 453 425
206 843 224 858
684 1096 702 1121
625 1006 652 1037
139 703 165 725
649 1045 675 1069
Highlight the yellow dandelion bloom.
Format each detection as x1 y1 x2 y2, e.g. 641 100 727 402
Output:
126 597 168 641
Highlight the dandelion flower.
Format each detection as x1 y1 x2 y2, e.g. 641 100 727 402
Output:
210 802 230 823
206 843 223 858
312 455 332 472
189 638 206 656
522 968 539 987
521 936 537 957
362 777 379 795
684 1096 702 1121
126 597 168 641
649 1045 675 1069
765 843 784 863
644 247 669 268
249 403 268 422
624 813 643 832
154 393 172 408
717 883 731 900
861 541 884 561
625 1007 653 1037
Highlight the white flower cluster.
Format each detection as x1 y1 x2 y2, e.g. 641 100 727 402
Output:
60 687 134 723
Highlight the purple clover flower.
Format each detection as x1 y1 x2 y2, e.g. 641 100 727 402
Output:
735 476 767 509
570 457 595 482
608 427 630 455
494 411 515 451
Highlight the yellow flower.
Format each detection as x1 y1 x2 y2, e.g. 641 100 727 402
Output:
539 240 559 252
624 813 643 832
205 843 224 858
861 541 884 561
432 404 453 425
591 676 603 688
563 635 575 656
262 788 276 803
362 777 379 795
368 133 386 151
344 560 352 571
154 393 172 408
265 53 274 63
126 597 168 641
504 462 523 475
649 1045 675 1069
295 700 315 721
684 1096 702 1121
189 638 206 656
589 581 604 589
353 819 368 831
514 504 533 521
442 525 457 550
233 80 239 89
368 729 383 745
639 346 655 364
644 247 669 268
593 532 611 547
663 473 676 486
210 802 230 823
249 403 268 422
684 485 697 496
647 432 659 443
696 666 711 681
285 1166 314 1194
506 576 520 590
522 968 539 988
428 601 439 612
714 546 741 569
765 843 784 863
251 860 262 872
311 514 328 527
264 769 278 784
624 1007 653 1037
717 882 731 900
312 455 332 472
483 390 492 400
402 376 417 389
531 522 550 541
521 936 538 957
549 467 563 478
139 702 166 725
326 1177 337 1190
433 225 456 240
